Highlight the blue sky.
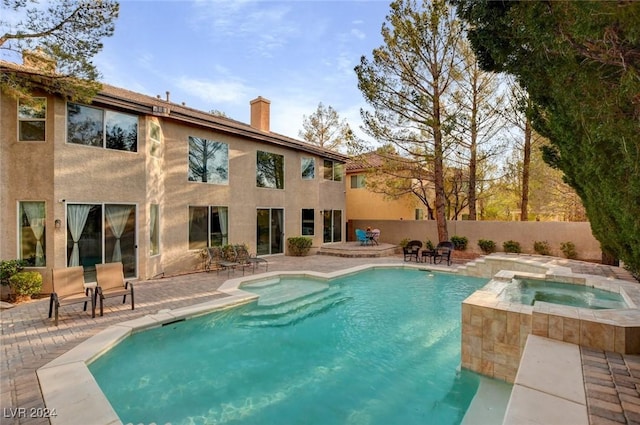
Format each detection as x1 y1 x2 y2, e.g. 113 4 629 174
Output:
94 0 392 142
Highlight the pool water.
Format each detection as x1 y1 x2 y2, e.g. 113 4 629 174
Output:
89 268 489 425
505 279 627 310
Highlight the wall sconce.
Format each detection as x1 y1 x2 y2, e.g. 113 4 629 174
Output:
54 219 62 229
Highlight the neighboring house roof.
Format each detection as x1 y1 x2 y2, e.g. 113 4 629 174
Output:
1 59 348 162
346 152 386 172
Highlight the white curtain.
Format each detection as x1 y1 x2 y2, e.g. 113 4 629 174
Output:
150 204 158 255
67 204 91 267
218 207 228 245
22 202 45 266
105 205 132 262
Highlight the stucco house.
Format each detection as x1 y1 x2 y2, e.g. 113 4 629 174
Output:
0 58 347 292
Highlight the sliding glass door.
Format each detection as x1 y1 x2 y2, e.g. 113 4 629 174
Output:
323 209 342 243
256 208 284 255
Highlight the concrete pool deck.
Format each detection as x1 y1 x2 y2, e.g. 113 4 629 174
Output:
1 252 638 424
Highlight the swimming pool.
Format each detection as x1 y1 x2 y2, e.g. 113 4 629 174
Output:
89 268 489 425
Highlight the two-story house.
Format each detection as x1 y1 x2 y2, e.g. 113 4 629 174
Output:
0 58 347 292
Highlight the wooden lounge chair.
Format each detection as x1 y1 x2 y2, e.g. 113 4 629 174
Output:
95 262 134 316
49 266 95 326
432 241 454 266
403 240 422 262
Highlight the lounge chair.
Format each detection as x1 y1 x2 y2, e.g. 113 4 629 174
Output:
235 245 269 273
206 246 239 276
95 262 134 316
403 240 422 262
231 245 254 276
355 229 369 245
49 266 95 326
432 241 454 266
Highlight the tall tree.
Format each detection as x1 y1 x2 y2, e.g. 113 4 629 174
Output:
0 0 119 101
455 1 640 270
299 102 353 152
355 0 463 242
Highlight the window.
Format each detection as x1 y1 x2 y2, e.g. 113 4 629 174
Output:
150 204 159 256
188 206 229 250
257 151 284 189
67 102 138 152
18 97 46 141
301 209 314 235
350 174 366 188
323 159 343 181
301 157 315 180
149 121 161 158
415 209 424 220
19 201 46 266
188 137 229 184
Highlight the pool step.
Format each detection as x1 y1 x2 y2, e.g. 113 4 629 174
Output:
244 278 330 307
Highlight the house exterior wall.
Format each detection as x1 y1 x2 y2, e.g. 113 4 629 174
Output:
1 84 345 292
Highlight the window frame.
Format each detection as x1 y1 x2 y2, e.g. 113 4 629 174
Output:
187 136 229 185
188 205 230 250
18 97 47 142
149 121 162 158
301 208 315 236
256 150 285 189
150 203 160 256
66 101 138 152
301 157 315 180
18 201 46 267
323 159 343 182
350 174 366 188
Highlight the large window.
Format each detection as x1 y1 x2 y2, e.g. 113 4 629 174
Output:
301 209 315 236
19 201 46 266
350 174 366 188
18 97 46 141
301 157 315 180
324 160 343 181
150 204 159 256
66 204 137 279
257 151 284 189
67 102 138 152
188 206 229 250
188 137 229 184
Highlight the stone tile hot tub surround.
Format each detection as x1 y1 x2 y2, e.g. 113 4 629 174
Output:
460 255 640 384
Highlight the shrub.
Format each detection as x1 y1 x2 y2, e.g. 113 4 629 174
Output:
9 271 42 299
0 259 26 286
424 240 435 251
478 239 496 254
560 241 577 259
503 240 522 253
450 235 468 251
399 238 411 248
533 241 551 256
287 237 313 256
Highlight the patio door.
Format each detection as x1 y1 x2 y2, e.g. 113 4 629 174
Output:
66 203 137 281
256 208 284 255
323 209 342 243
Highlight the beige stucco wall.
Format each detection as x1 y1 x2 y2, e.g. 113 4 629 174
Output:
349 219 602 261
346 183 424 221
1 90 345 291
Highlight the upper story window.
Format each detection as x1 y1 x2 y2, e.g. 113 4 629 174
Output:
350 174 366 188
301 157 315 180
188 136 229 184
149 121 162 158
324 159 343 181
18 97 46 141
67 102 138 152
257 150 284 189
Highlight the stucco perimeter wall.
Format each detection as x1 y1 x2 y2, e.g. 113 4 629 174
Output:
348 220 601 261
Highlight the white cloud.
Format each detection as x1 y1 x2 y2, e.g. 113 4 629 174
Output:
351 28 366 40
176 76 253 105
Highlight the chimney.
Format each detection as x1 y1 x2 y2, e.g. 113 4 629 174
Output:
250 96 270 132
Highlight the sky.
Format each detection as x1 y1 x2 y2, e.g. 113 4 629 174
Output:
92 0 393 143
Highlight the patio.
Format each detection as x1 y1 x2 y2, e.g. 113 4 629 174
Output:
1 252 638 424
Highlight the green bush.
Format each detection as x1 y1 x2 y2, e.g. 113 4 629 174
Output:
0 259 27 286
533 241 551 256
399 238 411 248
503 240 522 253
424 240 435 250
450 235 469 251
478 239 496 254
287 237 313 256
9 271 42 298
560 241 577 259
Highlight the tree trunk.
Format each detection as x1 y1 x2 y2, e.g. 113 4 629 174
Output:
433 92 449 242
521 116 531 221
468 90 478 220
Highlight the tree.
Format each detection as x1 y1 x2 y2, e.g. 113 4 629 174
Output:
355 0 464 242
455 1 640 271
0 0 119 102
299 102 353 152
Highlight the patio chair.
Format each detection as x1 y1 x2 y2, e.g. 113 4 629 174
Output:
95 262 134 316
232 245 254 276
206 246 239 276
239 245 269 273
403 240 422 262
371 229 381 245
49 266 95 326
432 241 454 266
355 229 369 246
